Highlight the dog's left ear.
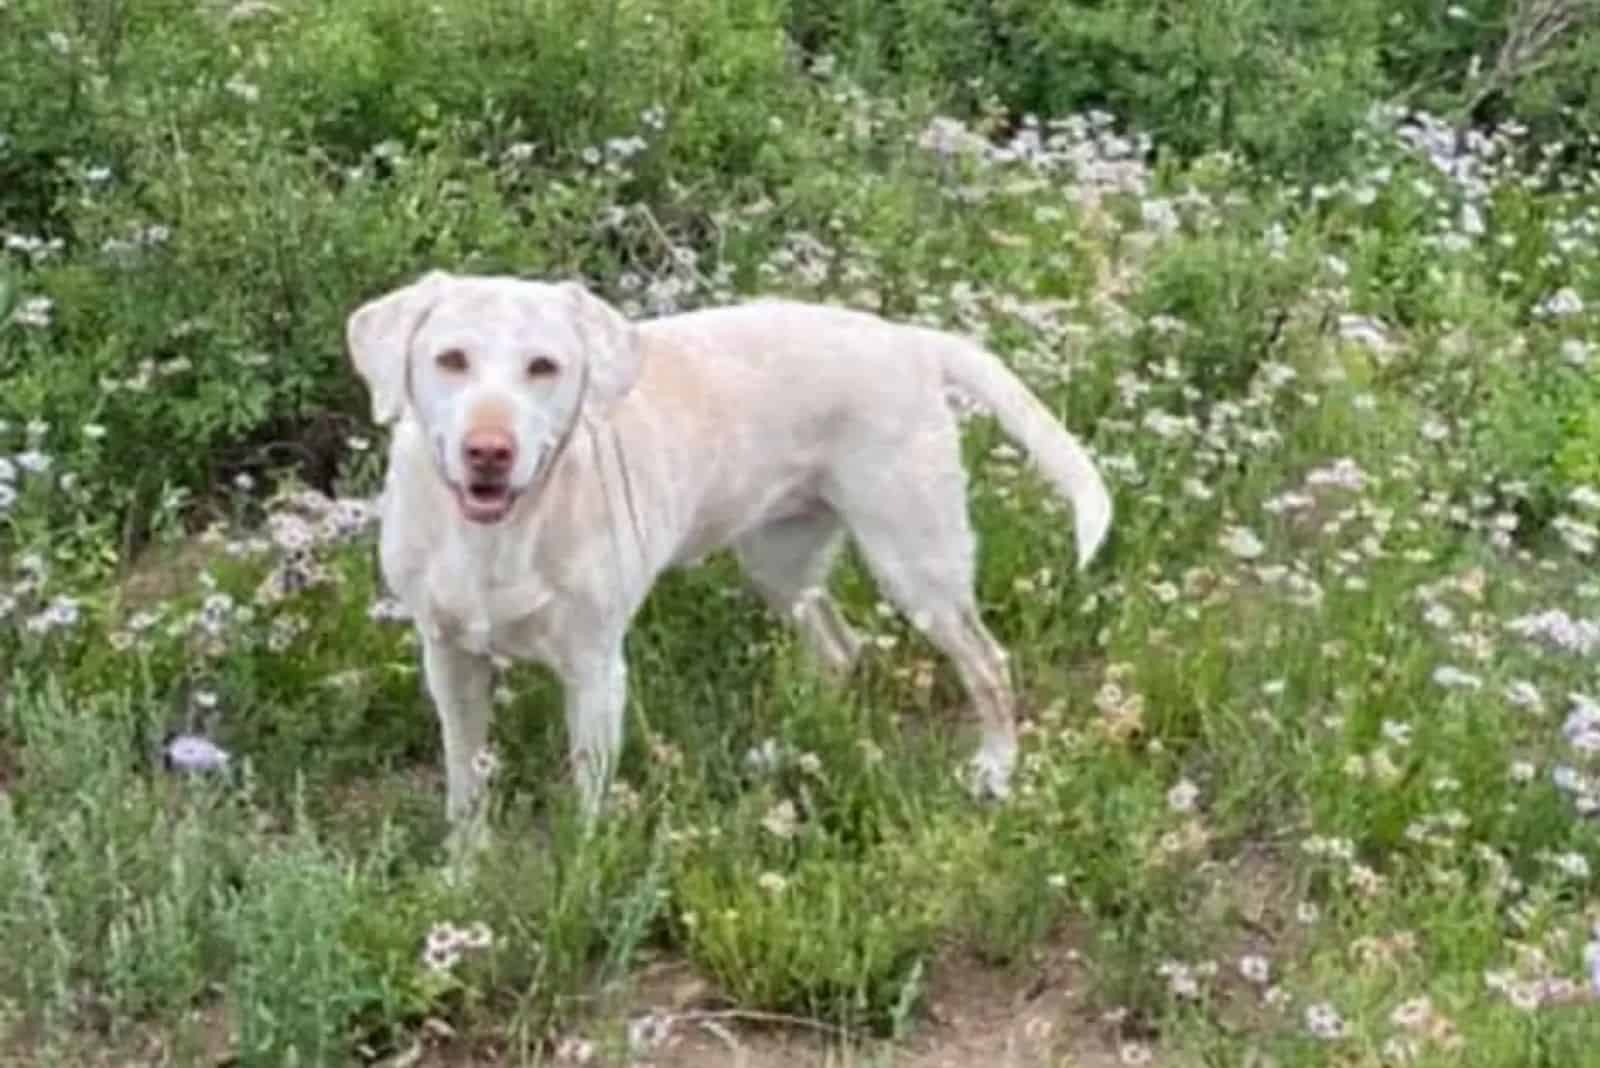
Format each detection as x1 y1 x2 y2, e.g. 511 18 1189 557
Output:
346 270 452 426
561 281 641 414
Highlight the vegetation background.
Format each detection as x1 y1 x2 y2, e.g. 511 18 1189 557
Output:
3 0 1600 1064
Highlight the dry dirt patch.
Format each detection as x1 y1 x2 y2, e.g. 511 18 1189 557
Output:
408 939 1172 1068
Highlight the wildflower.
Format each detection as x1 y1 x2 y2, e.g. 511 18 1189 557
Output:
1156 960 1201 999
425 923 461 956
1380 719 1413 746
422 941 460 973
1506 981 1542 1012
1503 680 1544 709
1368 748 1405 786
606 780 641 814
1140 198 1180 234
225 1 284 23
1147 580 1179 604
1422 602 1456 628
555 1037 595 1064
761 799 799 839
1431 665 1482 690
1157 819 1211 857
756 871 788 895
1536 287 1584 318
9 296 52 328
1564 692 1600 742
1549 851 1590 879
626 1011 673 1055
1304 1001 1347 1039
460 921 493 950
1507 610 1600 656
223 74 260 103
1337 314 1394 353
744 738 784 775
1301 835 1355 862
25 595 81 634
1305 457 1369 492
1119 1042 1153 1065
1349 862 1385 897
1382 1036 1422 1064
368 596 412 623
1238 954 1271 985
1554 514 1600 554
1390 995 1432 1030
161 734 230 774
1219 525 1265 560
1166 777 1199 813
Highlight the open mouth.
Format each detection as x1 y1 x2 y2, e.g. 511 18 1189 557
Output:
453 479 519 524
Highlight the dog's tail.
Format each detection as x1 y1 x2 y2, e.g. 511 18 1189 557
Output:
938 337 1112 569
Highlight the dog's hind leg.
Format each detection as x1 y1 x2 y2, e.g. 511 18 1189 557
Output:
826 426 1019 799
735 510 863 677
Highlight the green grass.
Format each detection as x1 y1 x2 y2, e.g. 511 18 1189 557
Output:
5 2 1600 1066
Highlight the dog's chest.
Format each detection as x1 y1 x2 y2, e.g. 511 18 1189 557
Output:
416 551 557 660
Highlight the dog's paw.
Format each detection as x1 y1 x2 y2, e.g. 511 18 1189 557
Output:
963 738 1017 802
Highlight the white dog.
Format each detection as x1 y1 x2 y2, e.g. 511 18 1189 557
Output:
347 272 1111 825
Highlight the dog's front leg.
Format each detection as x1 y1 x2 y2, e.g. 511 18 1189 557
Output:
560 645 627 822
421 632 495 827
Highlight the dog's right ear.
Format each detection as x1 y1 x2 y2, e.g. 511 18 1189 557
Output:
345 270 452 426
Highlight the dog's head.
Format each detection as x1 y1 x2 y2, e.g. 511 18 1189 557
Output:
346 272 640 524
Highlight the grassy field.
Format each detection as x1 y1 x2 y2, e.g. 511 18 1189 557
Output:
5 1 1600 1065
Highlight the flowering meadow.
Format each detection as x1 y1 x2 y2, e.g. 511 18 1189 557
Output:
4 1 1600 1065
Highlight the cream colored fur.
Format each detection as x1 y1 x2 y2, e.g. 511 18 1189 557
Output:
347 272 1112 825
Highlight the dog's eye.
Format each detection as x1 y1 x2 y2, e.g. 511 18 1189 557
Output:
526 356 560 379
436 349 469 373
